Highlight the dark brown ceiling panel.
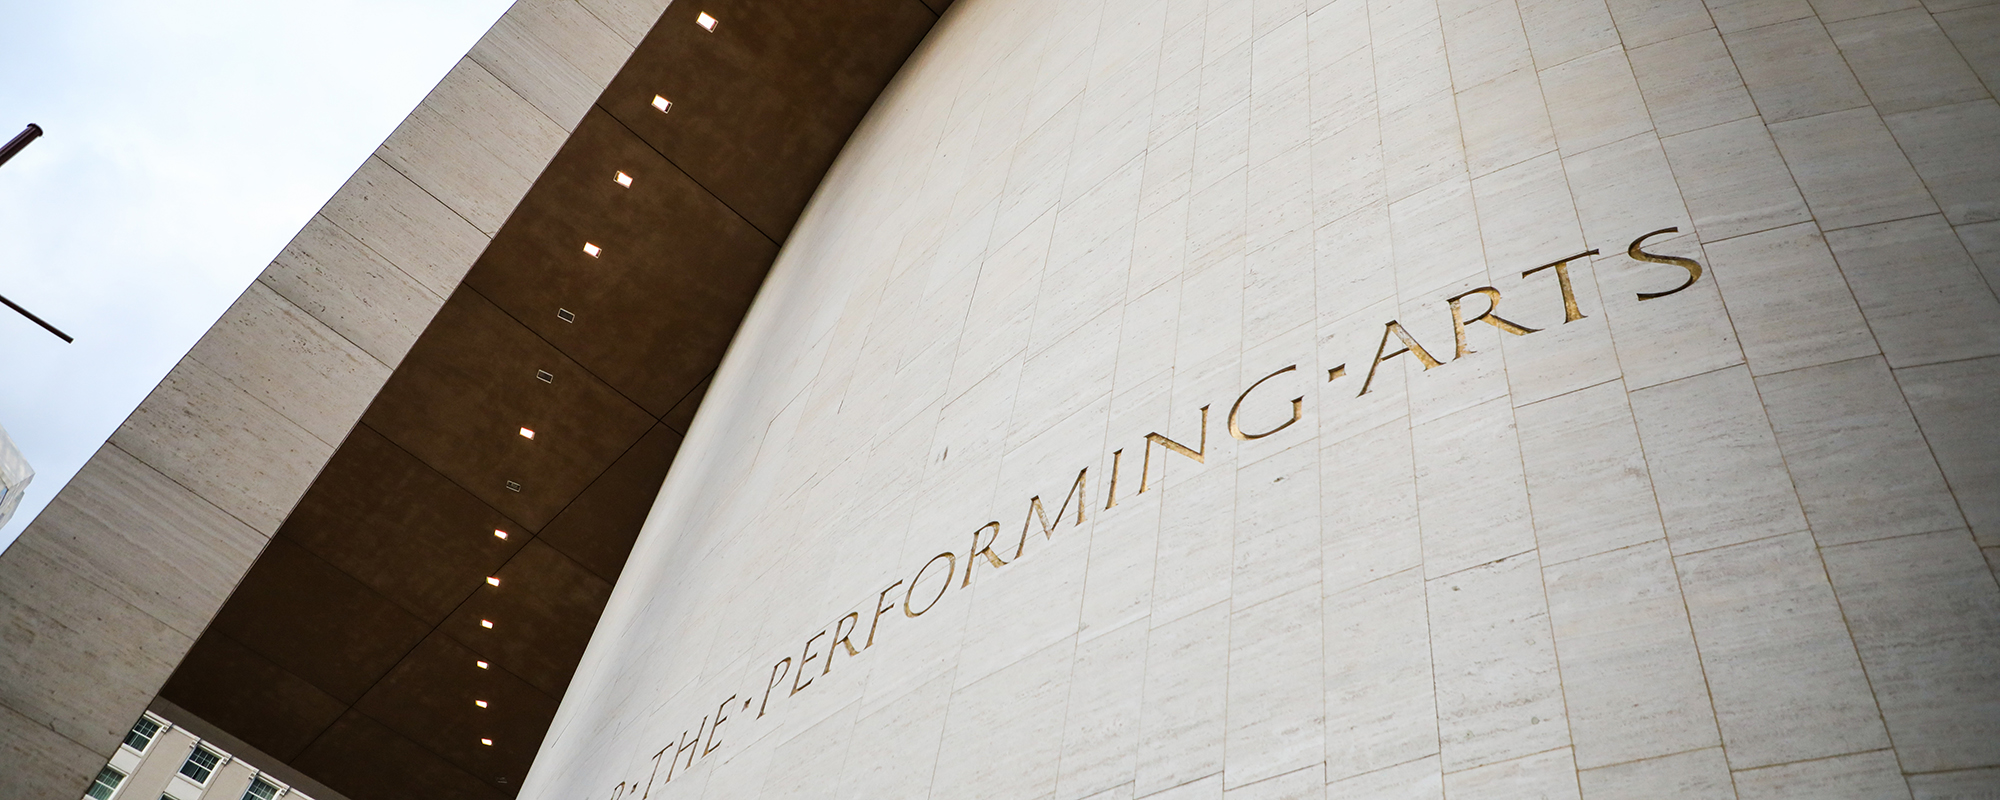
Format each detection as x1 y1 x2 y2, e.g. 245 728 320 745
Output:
158 635 348 762
355 632 558 794
662 372 711 435
206 538 432 705
442 541 613 697
293 711 504 800
539 423 683 583
600 0 937 237
464 108 778 416
276 425 529 624
360 288 655 529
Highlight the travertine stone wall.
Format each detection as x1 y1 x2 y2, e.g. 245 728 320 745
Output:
527 0 2000 796
0 1 665 795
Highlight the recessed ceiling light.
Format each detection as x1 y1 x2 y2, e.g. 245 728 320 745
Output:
493 529 508 540
505 479 524 492
481 738 494 746
614 171 634 188
487 576 501 587
556 309 575 323
535 370 554 383
519 427 535 440
476 660 489 669
475 700 489 708
697 12 717 31
652 95 672 113
481 619 494 629
582 242 601 257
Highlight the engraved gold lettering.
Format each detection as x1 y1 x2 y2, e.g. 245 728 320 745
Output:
703 695 736 756
905 552 956 617
1521 249 1599 323
1139 405 1209 493
1629 227 1703 300
827 612 861 667
1017 469 1088 558
1327 364 1347 381
867 580 902 647
1358 321 1442 396
1447 287 1539 358
757 658 791 718
1229 365 1304 440
792 631 826 694
642 747 668 799
665 717 705 781
964 521 1009 587
1104 449 1123 509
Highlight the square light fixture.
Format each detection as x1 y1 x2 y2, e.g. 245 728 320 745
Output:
493 529 508 540
556 308 575 323
476 660 489 669
481 738 494 747
582 242 602 257
487 576 502 587
518 427 535 440
615 171 634 188
697 12 718 31
475 700 489 709
480 619 494 629
536 370 554 383
652 95 672 113
505 479 524 492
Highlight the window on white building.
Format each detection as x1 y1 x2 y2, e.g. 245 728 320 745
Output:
241 778 281 800
121 717 162 753
84 766 124 800
178 746 221 784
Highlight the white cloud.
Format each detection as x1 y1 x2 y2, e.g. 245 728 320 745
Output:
0 0 516 550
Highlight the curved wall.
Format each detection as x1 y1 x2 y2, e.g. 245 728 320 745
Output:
525 0 2000 795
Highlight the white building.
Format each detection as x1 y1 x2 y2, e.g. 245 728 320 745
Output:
0 421 33 530
83 712 311 800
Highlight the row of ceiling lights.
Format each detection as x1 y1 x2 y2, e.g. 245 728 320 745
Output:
468 7 723 755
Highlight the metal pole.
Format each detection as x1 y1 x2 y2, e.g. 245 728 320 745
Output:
0 124 42 168
0 293 72 343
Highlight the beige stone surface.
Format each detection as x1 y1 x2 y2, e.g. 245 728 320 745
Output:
1575 747 1737 800
1897 355 2000 545
260 214 448 367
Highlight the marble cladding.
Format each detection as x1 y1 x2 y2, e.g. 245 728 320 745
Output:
525 0 2000 795
0 0 642 792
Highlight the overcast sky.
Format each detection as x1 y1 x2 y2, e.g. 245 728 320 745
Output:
0 0 516 551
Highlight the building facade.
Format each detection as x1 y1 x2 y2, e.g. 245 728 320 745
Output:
82 712 313 800
0 422 34 531
1 0 1997 798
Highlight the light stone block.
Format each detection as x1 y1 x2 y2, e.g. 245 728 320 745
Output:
1629 365 1805 554
1187 169 1248 280
1234 440 1322 608
1518 0 1620 69
1540 47 1654 156
837 676 952 800
1674 532 1889 768
1245 201 1316 348
319 156 490 297
1427 553 1570 772
1324 570 1439 782
1629 29 1761 138
1827 9 1987 115
1960 220 2000 297
1576 747 1737 800
1380 93 1467 204
108 357 335 535
1313 204 1393 327
1496 256 1623 404
1516 380 1667 565
1310 121 1386 229
1224 764 1321 800
1821 530 2000 773
260 213 446 367
1373 22 1453 116
1136 603 1230 796
469 0 633 132
1732 749 1913 800
931 638 1072 800
187 281 391 447
376 59 563 235
1756 356 1961 545
1056 619 1148 800
1907 767 2000 800
577 0 669 47
1810 0 1920 22
1591 235 1745 391
1885 100 2000 226
1471 153 1584 274
1936 6 2000 96
1704 0 1814 34
1830 215 2000 367
1604 0 1713 47
1723 18 1868 124
1308 45 1380 141
1388 177 1485 297
1439 0 1535 91
1544 542 1719 768
1441 747 1582 800
1897 355 2000 545
1456 67 1559 178
1769 107 1938 232
1412 398 1537 576
1558 133 1694 256
1224 585 1324 788
1702 222 1878 375
22 445 263 638
1660 117 1813 243
1321 419 1423 593
1327 755 1443 799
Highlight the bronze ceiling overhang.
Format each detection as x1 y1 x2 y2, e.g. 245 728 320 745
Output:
156 1 943 796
